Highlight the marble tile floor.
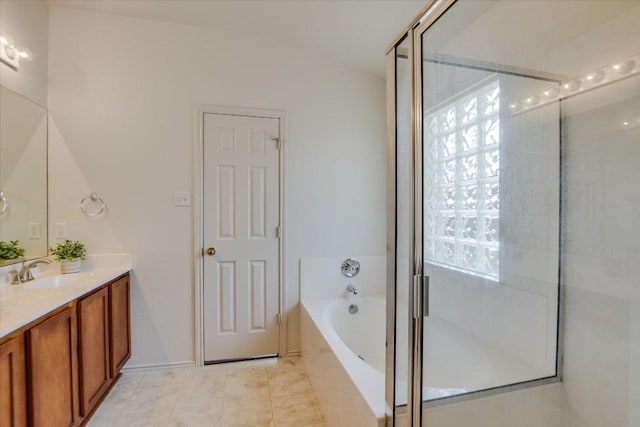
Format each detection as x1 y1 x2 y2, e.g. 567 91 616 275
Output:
87 357 327 427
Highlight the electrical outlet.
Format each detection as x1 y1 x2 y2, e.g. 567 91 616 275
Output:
55 222 68 239
28 222 41 239
174 191 191 207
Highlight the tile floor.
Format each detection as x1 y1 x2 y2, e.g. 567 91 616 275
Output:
87 357 327 427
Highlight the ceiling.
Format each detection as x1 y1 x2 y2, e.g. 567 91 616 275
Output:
45 0 426 77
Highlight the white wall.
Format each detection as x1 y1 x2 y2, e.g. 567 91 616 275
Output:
0 0 48 106
560 80 640 427
47 7 386 367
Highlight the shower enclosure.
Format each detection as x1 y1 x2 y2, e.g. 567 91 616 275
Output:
386 1 640 426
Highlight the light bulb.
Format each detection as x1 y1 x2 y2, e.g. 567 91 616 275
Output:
563 79 581 92
589 71 605 83
4 44 18 60
17 47 32 61
0 35 13 47
616 60 636 75
544 87 559 98
510 102 522 112
526 96 540 105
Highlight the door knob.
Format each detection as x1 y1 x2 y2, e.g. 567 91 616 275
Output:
205 247 216 256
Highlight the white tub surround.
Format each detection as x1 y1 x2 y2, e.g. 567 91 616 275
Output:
0 254 132 338
302 297 386 427
300 256 387 427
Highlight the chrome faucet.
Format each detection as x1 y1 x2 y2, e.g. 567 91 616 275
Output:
19 259 52 282
346 284 358 295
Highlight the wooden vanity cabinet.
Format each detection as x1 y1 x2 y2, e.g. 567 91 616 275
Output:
77 287 111 417
26 305 81 427
0 335 27 427
4 272 130 427
109 275 130 377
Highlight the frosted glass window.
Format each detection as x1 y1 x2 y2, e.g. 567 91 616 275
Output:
424 80 500 278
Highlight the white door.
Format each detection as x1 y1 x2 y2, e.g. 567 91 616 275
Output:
203 113 281 362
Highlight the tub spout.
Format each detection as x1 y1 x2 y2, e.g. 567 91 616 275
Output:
346 284 358 295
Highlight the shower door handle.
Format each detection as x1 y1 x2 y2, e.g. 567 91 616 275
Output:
423 275 430 317
413 275 430 318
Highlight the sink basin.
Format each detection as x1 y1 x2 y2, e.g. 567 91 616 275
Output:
24 273 93 290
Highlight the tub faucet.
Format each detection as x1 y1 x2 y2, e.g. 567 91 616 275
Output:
346 284 358 295
19 259 52 282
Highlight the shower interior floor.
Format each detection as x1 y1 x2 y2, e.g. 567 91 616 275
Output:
395 315 551 405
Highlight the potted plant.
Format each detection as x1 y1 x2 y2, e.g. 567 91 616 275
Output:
50 240 87 273
0 240 25 261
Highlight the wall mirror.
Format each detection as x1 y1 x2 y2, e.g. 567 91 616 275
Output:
0 85 48 266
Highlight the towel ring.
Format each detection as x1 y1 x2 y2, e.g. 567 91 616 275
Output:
0 191 8 215
80 192 106 217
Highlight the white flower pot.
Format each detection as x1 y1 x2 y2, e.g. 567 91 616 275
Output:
60 259 82 274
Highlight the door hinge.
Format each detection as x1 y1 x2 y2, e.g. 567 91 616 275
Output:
275 226 281 238
276 312 281 325
273 137 281 150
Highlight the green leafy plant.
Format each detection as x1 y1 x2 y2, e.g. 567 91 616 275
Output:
50 240 87 261
0 240 25 260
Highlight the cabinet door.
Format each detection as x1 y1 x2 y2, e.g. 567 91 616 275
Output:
0 335 27 427
109 274 130 377
78 287 110 417
27 306 80 427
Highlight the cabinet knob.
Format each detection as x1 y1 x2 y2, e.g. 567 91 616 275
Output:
205 247 216 256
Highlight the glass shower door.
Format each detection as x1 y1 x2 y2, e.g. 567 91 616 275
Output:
389 0 640 425
415 0 562 419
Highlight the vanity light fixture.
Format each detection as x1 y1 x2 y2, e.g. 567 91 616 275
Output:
0 34 33 71
509 53 640 115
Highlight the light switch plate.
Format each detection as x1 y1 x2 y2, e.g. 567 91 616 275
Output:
55 222 68 239
28 222 41 239
174 191 191 207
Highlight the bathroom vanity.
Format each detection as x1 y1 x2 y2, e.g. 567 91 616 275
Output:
0 263 131 427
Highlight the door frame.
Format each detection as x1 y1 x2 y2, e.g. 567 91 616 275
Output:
193 104 287 367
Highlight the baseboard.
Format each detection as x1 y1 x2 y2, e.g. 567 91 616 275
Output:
121 360 196 374
121 353 301 372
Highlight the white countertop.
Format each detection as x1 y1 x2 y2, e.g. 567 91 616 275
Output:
0 254 132 339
